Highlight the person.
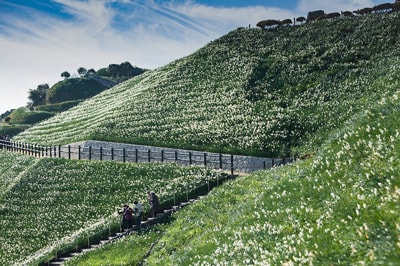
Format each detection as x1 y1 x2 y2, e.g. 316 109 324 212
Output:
118 204 133 231
147 191 159 218
133 200 143 231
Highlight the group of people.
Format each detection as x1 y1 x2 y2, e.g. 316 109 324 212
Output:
118 191 160 232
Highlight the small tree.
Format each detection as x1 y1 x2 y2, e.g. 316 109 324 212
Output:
77 67 87 77
28 83 49 107
87 68 96 75
61 71 70 79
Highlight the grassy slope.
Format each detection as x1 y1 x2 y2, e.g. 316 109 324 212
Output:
146 92 400 265
0 153 223 265
13 12 400 157
70 86 400 266
3 11 400 265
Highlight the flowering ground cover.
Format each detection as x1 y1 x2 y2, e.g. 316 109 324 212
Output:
0 152 224 265
13 12 400 157
70 89 400 265
3 10 400 266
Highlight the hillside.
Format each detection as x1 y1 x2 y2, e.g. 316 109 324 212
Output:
0 152 223 265
1 11 400 265
0 62 147 138
46 78 108 104
13 11 400 157
94 88 399 265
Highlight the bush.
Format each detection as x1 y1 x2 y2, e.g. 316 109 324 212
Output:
46 78 107 104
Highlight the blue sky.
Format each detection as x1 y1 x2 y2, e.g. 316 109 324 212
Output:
0 0 383 114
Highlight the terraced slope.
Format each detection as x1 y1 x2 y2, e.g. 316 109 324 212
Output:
13 12 400 158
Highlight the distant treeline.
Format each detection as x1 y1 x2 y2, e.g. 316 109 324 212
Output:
256 1 400 29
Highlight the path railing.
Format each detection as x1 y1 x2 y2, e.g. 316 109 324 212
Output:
0 139 295 174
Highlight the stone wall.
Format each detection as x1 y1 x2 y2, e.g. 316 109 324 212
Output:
60 140 294 174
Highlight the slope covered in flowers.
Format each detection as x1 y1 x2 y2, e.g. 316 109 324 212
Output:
70 85 400 266
13 12 400 157
0 152 224 265
147 92 400 265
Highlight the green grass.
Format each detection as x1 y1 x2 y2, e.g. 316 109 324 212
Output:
0 153 225 265
2 10 400 266
13 12 400 157
137 91 399 265
64 223 167 265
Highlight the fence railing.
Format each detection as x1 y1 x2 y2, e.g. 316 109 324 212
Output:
0 139 295 174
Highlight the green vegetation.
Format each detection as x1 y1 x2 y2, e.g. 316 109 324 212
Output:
0 152 223 265
0 107 54 138
1 11 400 266
96 61 147 83
0 62 147 138
34 100 84 113
68 88 400 265
65 223 168 265
4 107 54 125
13 12 400 158
46 78 107 104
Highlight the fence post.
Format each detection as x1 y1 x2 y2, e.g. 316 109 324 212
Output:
123 148 126 163
219 153 223 169
148 149 151 162
189 152 192 165
111 147 114 161
54 145 56 157
89 146 92 160
135 149 138 163
100 147 103 161
203 153 207 167
175 151 178 162
161 150 164 163
68 145 71 160
230 154 234 177
58 145 61 158
78 146 81 160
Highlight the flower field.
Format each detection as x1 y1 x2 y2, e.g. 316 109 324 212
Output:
2 9 400 266
13 12 400 157
70 87 400 265
0 152 224 265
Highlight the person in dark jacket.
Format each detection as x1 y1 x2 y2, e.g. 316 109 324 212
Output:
118 204 133 231
147 191 159 218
